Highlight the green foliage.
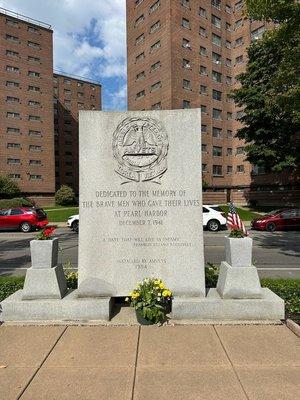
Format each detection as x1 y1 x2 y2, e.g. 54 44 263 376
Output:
229 229 246 238
220 205 261 221
65 272 78 289
233 0 300 172
205 263 219 288
0 198 34 208
46 207 79 222
0 176 21 199
202 179 209 190
127 278 172 324
0 276 25 302
261 278 300 316
55 185 77 206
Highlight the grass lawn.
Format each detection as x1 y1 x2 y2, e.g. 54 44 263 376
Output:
45 207 79 222
220 205 262 221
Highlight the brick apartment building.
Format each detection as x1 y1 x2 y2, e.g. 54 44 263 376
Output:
126 0 297 205
0 8 102 203
0 8 55 200
53 72 101 195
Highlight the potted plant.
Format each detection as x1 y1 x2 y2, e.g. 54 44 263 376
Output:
126 278 172 325
30 226 58 269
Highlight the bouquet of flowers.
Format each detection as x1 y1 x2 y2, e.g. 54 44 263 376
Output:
35 226 56 240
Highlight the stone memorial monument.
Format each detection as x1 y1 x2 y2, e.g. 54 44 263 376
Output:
1 109 284 322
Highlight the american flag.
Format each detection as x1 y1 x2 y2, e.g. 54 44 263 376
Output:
227 202 248 235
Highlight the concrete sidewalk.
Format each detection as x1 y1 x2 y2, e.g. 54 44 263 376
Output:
0 323 299 400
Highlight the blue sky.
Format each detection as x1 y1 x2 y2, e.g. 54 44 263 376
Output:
0 0 127 110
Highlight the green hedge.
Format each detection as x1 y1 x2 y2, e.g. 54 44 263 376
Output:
0 197 34 208
0 276 25 302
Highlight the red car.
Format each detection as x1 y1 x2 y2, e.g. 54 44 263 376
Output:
251 208 300 232
0 207 48 233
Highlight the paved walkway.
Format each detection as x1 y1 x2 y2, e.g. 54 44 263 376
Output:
0 324 299 400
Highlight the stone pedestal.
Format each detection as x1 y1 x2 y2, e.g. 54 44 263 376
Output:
217 261 262 299
225 237 252 267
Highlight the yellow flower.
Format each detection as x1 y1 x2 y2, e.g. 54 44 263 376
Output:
162 289 171 297
131 292 140 299
159 283 165 290
154 280 161 286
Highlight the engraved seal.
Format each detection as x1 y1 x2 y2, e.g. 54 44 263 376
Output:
113 117 168 183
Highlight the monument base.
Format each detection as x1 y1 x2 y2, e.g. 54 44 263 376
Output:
216 261 262 299
172 288 284 321
1 290 112 322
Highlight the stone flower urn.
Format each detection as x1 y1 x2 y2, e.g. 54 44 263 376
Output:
22 237 67 300
225 236 252 267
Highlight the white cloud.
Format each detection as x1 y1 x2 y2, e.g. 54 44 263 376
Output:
0 0 127 109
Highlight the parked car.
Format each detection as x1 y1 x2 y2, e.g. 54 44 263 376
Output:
251 208 300 232
0 207 48 233
203 205 227 231
67 214 79 233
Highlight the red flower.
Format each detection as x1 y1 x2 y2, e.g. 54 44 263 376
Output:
43 226 56 237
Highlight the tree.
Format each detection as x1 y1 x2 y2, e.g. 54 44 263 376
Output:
55 185 77 206
233 0 300 172
0 175 21 199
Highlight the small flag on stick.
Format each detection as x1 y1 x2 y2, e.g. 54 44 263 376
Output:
226 202 248 236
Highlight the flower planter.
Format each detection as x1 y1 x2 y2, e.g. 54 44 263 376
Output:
135 310 155 325
225 236 252 268
30 238 58 269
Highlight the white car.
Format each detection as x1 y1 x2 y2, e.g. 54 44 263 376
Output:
67 214 79 232
203 205 227 232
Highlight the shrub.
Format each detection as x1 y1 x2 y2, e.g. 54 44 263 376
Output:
261 279 300 316
65 271 78 289
0 276 25 302
205 263 219 288
0 197 34 208
0 176 21 199
55 185 77 206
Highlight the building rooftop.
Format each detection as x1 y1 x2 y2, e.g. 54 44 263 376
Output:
0 7 51 30
54 70 102 86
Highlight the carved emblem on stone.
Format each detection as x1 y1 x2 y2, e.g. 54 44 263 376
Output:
112 117 169 183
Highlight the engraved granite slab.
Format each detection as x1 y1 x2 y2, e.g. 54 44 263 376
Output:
78 110 205 298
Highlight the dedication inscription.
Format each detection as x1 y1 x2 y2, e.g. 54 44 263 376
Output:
78 109 205 298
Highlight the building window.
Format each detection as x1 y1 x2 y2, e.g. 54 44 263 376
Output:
200 105 207 114
150 20 160 33
213 165 223 176
252 165 266 175
136 90 145 99
227 148 233 156
225 40 231 49
227 112 233 120
136 71 145 81
136 0 144 6
6 18 19 27
200 85 207 94
77 92 84 98
212 89 222 101
28 130 42 137
236 146 244 155
227 130 233 138
28 41 40 49
202 163 208 172
28 56 40 63
211 15 221 29
7 143 21 149
199 7 206 18
200 46 207 56
237 165 245 173
212 52 221 64
181 0 190 8
182 18 190 29
202 144 207 152
6 65 19 73
227 94 234 103
200 65 207 75
6 34 19 42
212 127 222 138
150 61 161 71
7 127 20 134
211 0 221 10
212 108 222 120
64 89 71 95
182 38 191 49
235 55 244 65
9 174 21 179
227 166 233 174
77 102 84 109
135 33 145 45
151 102 162 110
183 100 190 109
29 145 42 151
251 26 266 41
29 159 42 165
226 58 232 67
136 52 145 62
183 79 191 90
7 112 20 119
183 59 191 69
28 71 40 77
235 19 243 29
212 33 221 46
199 27 207 37
235 37 244 47
201 124 207 133
7 158 21 164
151 81 162 91
236 110 245 119
212 70 222 83
235 1 243 12
150 0 160 13
28 100 40 107
213 146 222 156
150 40 161 52
6 96 19 103
226 22 231 31
29 174 42 180
28 25 39 33
225 4 232 13
6 80 19 88
135 14 145 27
29 115 41 121
28 85 40 91
6 50 19 58
226 76 232 85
